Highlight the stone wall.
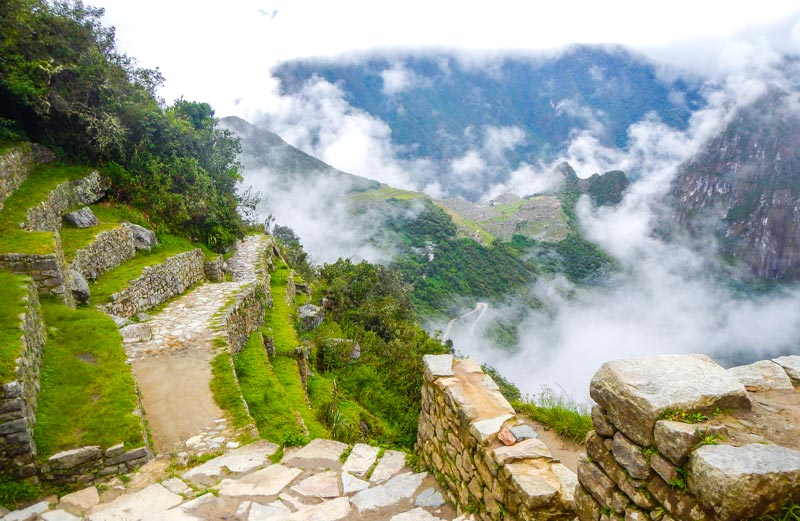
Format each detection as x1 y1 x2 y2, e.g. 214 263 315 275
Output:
417 354 577 520
69 224 137 281
204 255 225 282
25 171 110 231
0 278 46 479
40 443 150 486
223 281 269 354
576 354 800 521
0 143 54 212
0 233 75 307
102 249 205 318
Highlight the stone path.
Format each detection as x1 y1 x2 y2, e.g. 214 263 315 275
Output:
123 235 269 453
4 439 467 521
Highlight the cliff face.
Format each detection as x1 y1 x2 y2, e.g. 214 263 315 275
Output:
671 88 800 280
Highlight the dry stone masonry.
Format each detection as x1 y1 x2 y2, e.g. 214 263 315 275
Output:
577 354 800 520
224 281 269 354
0 143 53 211
24 170 110 232
418 354 577 520
0 232 75 306
69 223 140 281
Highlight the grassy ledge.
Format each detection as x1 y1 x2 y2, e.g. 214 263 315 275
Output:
209 350 254 430
59 203 150 262
0 272 31 382
512 386 593 444
34 300 143 458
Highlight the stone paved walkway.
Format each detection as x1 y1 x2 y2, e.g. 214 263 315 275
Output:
123 235 270 454
6 439 465 521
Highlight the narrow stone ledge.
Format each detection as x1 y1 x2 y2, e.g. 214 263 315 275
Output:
423 354 454 381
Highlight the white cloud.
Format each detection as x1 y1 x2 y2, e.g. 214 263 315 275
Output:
482 125 526 159
380 62 420 95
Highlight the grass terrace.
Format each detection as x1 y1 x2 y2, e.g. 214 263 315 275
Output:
0 272 32 382
59 203 150 262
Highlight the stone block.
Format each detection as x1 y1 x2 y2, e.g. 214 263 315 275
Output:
654 420 726 466
589 354 749 446
492 438 552 465
574 485 601 521
688 443 800 520
423 354 454 380
577 458 628 514
0 419 28 436
727 360 794 391
129 224 157 250
649 452 679 484
592 406 616 437
104 443 124 459
772 355 800 385
64 207 98 228
505 462 560 510
469 414 513 444
646 474 709 521
612 432 650 480
508 424 538 441
586 432 654 510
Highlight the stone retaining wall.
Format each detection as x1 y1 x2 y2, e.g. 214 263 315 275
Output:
0 233 75 306
204 255 225 282
40 442 150 486
69 224 137 281
25 171 110 231
417 354 576 520
0 143 54 211
223 280 270 354
576 354 800 521
0 278 46 479
102 249 205 318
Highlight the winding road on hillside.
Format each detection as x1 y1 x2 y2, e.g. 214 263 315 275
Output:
443 301 488 339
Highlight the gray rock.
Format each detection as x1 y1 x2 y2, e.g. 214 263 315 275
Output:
649 452 679 484
391 508 442 521
688 443 800 519
135 312 152 322
591 406 616 437
589 354 750 446
505 462 560 509
351 472 427 512
422 354 454 380
282 438 347 469
508 424 538 441
129 224 157 250
246 501 291 521
370 449 408 482
574 485 602 521
108 314 130 328
181 440 277 486
551 463 578 507
342 443 380 477
49 446 102 470
415 487 445 507
119 323 152 343
654 420 727 466
64 207 98 228
297 304 324 331
727 360 794 390
342 472 370 494
469 414 514 444
5 501 49 521
492 438 552 465
88 484 182 521
612 432 650 479
288 496 351 520
69 270 90 305
291 470 340 497
59 486 99 513
772 355 800 385
217 464 302 497
160 477 191 496
41 511 81 521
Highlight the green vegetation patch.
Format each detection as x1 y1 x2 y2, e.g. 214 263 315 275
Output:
34 301 143 458
0 272 31 382
209 352 253 429
60 203 150 261
513 387 593 443
348 185 425 202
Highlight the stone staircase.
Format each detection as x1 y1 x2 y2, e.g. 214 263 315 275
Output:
2 439 465 521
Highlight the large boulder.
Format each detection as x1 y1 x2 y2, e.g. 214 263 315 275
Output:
64 207 98 228
727 360 794 391
69 270 90 305
297 304 324 331
128 223 157 250
589 354 750 446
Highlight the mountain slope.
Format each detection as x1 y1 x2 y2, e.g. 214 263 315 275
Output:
671 87 800 280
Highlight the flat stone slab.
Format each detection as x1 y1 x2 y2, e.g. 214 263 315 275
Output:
506 463 560 509
5 501 49 521
160 477 191 496
291 470 340 497
689 443 800 519
509 424 538 441
342 472 370 494
492 438 552 465
773 355 800 384
415 488 445 508
41 511 81 521
282 438 348 469
342 443 380 477
217 464 302 498
370 449 407 482
88 484 183 521
120 323 153 343
182 440 277 485
728 360 794 391
287 497 351 520
470 414 514 443
423 354 454 380
590 354 750 445
392 507 443 520
59 486 99 513
246 501 291 521
351 472 427 512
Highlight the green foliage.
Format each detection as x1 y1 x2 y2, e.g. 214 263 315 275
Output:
0 478 42 510
209 352 253 429
59 202 150 261
760 503 800 521
272 225 314 280
34 300 143 458
0 272 30 382
512 387 593 443
482 364 521 402
0 0 245 250
658 409 708 424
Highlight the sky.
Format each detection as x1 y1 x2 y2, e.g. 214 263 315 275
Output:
94 0 800 117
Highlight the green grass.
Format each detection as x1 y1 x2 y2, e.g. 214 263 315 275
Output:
512 386 593 444
59 203 150 261
34 300 144 458
348 185 425 202
0 272 31 382
209 352 253 429
760 504 800 521
89 234 202 305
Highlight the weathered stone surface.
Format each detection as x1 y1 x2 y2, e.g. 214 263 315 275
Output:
291 470 340 497
88 484 182 521
497 427 516 446
506 462 560 509
49 446 102 470
351 472 426 512
289 496 351 520
342 443 380 477
5 501 49 521
64 207 98 228
772 355 800 385
624 508 649 521
492 438 552 465
469 414 513 443
415 487 445 507
592 406 616 437
646 474 709 521
25 171 109 232
342 471 370 494
688 443 800 519
423 354 454 380
654 420 726 466
297 304 324 331
119 323 153 343
574 485 601 521
68 269 90 305
217 464 302 497
728 360 794 390
246 501 291 521
650 452 680 484
160 477 191 496
577 458 627 514
59 486 99 512
129 224 157 250
181 433 274 484
41 510 81 521
585 432 655 510
508 424 538 441
282 438 347 469
612 432 650 479
109 314 130 328
590 354 750 446
370 449 407 482
551 463 578 506
391 507 442 520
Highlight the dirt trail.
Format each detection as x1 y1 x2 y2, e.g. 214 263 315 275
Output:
123 235 269 453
